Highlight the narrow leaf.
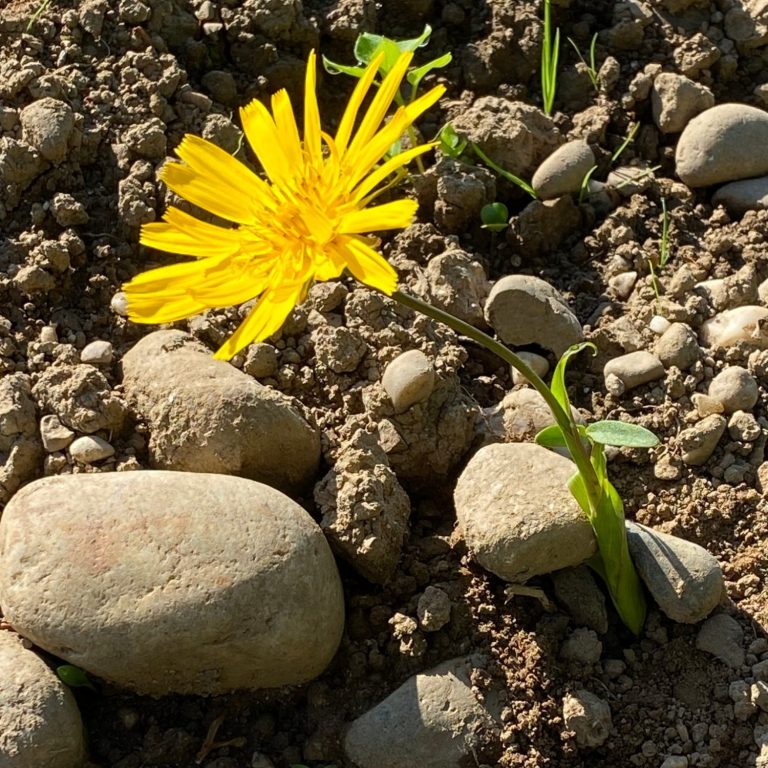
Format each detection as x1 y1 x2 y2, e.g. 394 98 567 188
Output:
586 420 659 448
550 342 596 415
567 471 592 521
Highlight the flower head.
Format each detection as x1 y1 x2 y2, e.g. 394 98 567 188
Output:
124 51 444 359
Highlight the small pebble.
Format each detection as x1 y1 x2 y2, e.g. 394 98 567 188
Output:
655 323 699 370
69 435 115 463
40 414 75 452
382 350 435 414
417 586 451 632
604 351 664 393
708 366 758 413
511 350 549 386
80 340 114 365
562 690 612 748
695 613 745 668
560 628 603 665
678 414 726 465
700 306 768 349
728 411 762 442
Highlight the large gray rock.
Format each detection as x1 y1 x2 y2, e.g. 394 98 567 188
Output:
0 472 344 696
0 631 86 768
122 330 320 494
532 140 595 200
626 522 724 623
343 657 500 768
675 104 768 188
484 275 583 357
454 443 596 581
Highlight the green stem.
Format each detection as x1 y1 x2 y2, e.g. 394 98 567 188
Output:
390 290 603 507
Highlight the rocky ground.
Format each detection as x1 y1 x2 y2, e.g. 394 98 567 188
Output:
2 0 768 766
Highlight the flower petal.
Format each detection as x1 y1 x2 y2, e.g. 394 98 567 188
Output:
214 280 308 360
334 51 384 155
345 52 413 162
140 207 244 258
340 236 398 294
240 98 294 185
339 199 417 234
304 50 322 166
270 89 302 171
351 143 435 202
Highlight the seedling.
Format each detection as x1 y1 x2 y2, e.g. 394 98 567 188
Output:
540 0 560 115
480 202 509 233
323 26 452 172
648 197 672 308
611 121 640 163
577 165 599 204
57 664 96 691
26 0 52 32
568 33 599 91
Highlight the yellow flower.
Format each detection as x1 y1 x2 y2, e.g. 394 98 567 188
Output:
124 51 444 359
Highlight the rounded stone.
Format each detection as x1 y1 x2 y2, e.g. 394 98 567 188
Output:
80 340 113 365
121 330 320 494
0 631 86 768
654 322 700 370
484 275 583 357
604 350 665 392
675 104 768 188
712 175 768 216
454 443 596 581
0 471 344 696
532 140 595 200
68 435 115 463
708 366 759 413
382 350 436 414
626 521 724 623
343 657 500 768
651 72 714 134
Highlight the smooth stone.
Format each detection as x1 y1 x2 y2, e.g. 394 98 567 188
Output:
484 275 583 356
675 104 768 188
531 140 595 200
68 435 114 463
604 351 665 393
654 323 700 370
626 521 724 623
649 315 672 335
39 414 74 453
0 472 344 695
651 72 714 134
343 656 500 768
482 388 583 443
695 613 745 668
382 350 436 414
79 340 113 365
551 565 609 634
0 631 86 768
608 271 637 300
678 414 726 465
562 690 612 748
700 306 768 349
707 366 759 413
713 175 768 216
510 350 549 387
728 410 762 442
454 443 596 582
122 330 320 494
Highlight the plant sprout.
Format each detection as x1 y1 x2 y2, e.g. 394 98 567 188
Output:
568 33 599 91
541 0 560 115
648 197 672 308
480 202 509 233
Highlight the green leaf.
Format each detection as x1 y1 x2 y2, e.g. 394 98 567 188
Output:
550 342 596 415
57 664 96 690
585 420 659 448
535 424 568 449
354 26 432 74
395 24 433 53
567 471 591 520
406 52 452 90
437 123 466 158
321 56 367 78
480 202 509 232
